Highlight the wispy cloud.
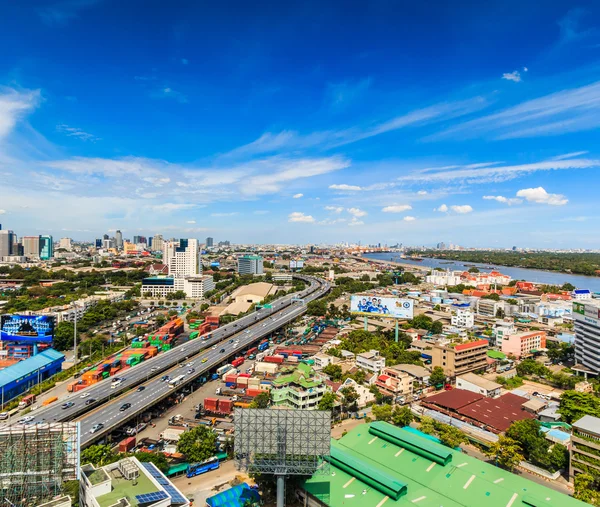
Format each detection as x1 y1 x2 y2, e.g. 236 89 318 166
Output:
435 204 449 213
211 212 239 217
56 124 100 142
0 88 41 139
292 193 304 199
451 205 473 214
325 206 344 213
253 210 269 215
186 220 196 224
329 183 362 191
382 204 412 213
482 195 522 205
288 212 315 223
152 87 188 103
348 217 364 227
347 207 367 217
152 203 199 212
403 216 416 222
432 81 600 140
516 187 568 206
37 0 102 26
502 71 522 83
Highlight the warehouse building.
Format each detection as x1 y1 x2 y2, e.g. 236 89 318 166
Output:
0 349 64 402
300 422 584 507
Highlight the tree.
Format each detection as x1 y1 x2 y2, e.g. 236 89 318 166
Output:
430 320 443 334
323 363 343 381
485 436 524 471
437 425 467 449
391 405 413 427
371 403 393 422
133 451 169 472
155 314 167 326
53 321 78 352
339 386 359 413
574 473 600 505
483 293 500 301
559 391 600 423
176 426 217 463
419 416 437 435
318 391 337 411
250 392 271 409
307 299 327 316
561 282 576 292
505 419 552 468
429 366 446 387
468 267 480 273
63 480 80 506
81 444 119 466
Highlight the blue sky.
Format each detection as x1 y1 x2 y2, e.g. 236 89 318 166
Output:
2 1 600 247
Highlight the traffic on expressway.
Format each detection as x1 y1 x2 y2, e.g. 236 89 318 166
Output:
15 275 330 444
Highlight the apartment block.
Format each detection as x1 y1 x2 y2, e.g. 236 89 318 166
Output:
500 331 546 359
356 349 385 374
476 298 505 317
573 300 600 376
570 415 600 484
237 255 264 275
374 366 414 401
270 363 326 410
430 339 488 377
450 309 474 329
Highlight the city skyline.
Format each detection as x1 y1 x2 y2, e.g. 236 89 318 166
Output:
2 2 600 247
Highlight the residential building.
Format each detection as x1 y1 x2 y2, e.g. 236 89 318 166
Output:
356 349 385 374
572 289 592 300
374 366 413 401
123 241 138 255
152 234 164 253
237 254 264 275
0 229 16 258
80 457 189 507
388 363 431 384
570 415 600 484
272 272 293 282
115 230 123 249
206 236 214 247
456 372 502 398
492 320 517 346
39 235 53 260
313 353 336 369
22 235 40 259
451 309 474 329
476 298 505 318
573 300 600 376
430 339 489 377
425 270 462 286
59 237 72 250
500 331 546 359
163 238 200 277
270 363 327 410
338 377 375 408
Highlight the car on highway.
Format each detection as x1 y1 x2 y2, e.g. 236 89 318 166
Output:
80 392 90 398
186 362 193 367
202 358 207 363
0 412 8 420
212 345 217 349
219 348 225 353
187 368 195 374
137 386 146 392
90 423 104 433
62 402 75 410
18 415 34 424
85 398 96 406
229 339 234 343
179 363 184 368
120 403 131 412
151 366 158 372
161 376 170 382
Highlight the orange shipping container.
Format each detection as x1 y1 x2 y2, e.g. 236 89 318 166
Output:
42 396 58 406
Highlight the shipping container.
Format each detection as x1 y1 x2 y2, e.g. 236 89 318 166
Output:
42 396 58 406
236 377 248 386
218 399 233 414
18 394 36 408
246 389 262 397
245 347 258 358
119 436 136 453
231 357 244 368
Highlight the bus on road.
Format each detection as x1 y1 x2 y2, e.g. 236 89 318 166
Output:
169 375 186 388
186 457 219 478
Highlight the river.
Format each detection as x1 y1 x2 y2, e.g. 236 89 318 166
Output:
363 253 600 292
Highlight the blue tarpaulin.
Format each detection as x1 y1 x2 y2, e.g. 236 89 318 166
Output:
206 483 260 507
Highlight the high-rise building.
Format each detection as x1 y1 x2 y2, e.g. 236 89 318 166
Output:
95 238 102 248
206 237 214 247
163 238 200 277
573 300 600 375
59 237 72 251
39 235 54 260
115 230 123 249
103 234 109 240
152 234 164 253
22 236 41 259
0 230 16 258
132 235 147 245
237 255 264 275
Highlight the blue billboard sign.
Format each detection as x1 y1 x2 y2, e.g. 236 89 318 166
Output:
210 261 221 268
0 315 55 342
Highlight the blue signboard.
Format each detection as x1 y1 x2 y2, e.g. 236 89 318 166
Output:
0 315 55 342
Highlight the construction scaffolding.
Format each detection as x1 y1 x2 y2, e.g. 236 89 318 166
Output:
0 422 80 507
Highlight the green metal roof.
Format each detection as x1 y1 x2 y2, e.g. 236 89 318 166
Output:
303 422 585 507
487 350 506 360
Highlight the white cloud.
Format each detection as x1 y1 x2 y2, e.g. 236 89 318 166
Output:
327 78 372 108
211 212 239 217
56 124 100 142
435 204 449 212
450 205 473 214
325 206 344 213
523 66 529 72
348 217 364 227
154 87 188 103
0 209 5 215
0 87 41 139
318 218 347 225
288 212 315 223
382 204 412 213
482 195 522 205
417 190 428 195
186 220 196 224
403 216 416 222
329 184 362 191
293 193 304 199
502 71 522 82
516 187 568 206
152 203 198 212
347 207 367 217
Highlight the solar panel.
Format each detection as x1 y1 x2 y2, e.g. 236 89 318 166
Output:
136 491 168 504
140 462 188 505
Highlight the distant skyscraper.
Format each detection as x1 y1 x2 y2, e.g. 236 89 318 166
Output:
206 237 214 248
115 230 123 249
163 238 200 277
103 234 109 240
152 234 164 253
22 236 41 258
59 237 72 251
132 235 147 245
40 235 54 260
148 236 153 248
0 230 15 258
95 238 102 248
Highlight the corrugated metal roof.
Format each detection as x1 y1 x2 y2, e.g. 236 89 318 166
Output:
0 349 64 387
426 389 485 410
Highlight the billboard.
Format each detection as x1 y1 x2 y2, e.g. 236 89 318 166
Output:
350 295 414 319
0 314 55 342
289 259 304 270
210 261 221 268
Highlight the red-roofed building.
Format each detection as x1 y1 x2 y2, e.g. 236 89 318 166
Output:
145 263 169 275
500 331 546 359
374 367 413 400
430 339 489 377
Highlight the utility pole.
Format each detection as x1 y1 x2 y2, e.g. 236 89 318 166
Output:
73 304 78 364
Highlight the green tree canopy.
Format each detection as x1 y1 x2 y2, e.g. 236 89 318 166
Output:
391 405 414 427
250 392 271 409
176 426 218 463
371 403 393 422
81 444 119 467
318 391 337 411
322 363 343 381
429 366 446 386
559 391 600 423
485 436 524 471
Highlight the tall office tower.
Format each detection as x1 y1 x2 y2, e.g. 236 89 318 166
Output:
0 230 15 258
163 238 200 277
22 236 41 258
205 237 214 248
133 235 147 245
59 237 72 250
237 255 264 275
152 234 164 253
115 230 123 249
148 236 153 248
103 234 109 240
39 235 54 260
573 300 600 375
95 238 102 248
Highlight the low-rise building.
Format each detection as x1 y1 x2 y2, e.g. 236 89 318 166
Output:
387 363 431 384
272 272 293 282
356 349 385 374
451 309 474 329
270 363 327 410
338 377 375 408
492 320 517 346
570 415 600 483
374 366 414 401
313 353 336 369
80 457 189 507
430 339 489 377
456 372 502 398
572 289 592 300
500 331 546 359
476 298 505 318
141 275 215 299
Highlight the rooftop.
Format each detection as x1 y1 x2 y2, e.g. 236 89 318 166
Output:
453 339 489 351
0 348 64 388
388 363 431 378
573 414 600 436
457 372 501 391
303 422 584 507
425 389 484 410
231 282 276 299
95 464 158 507
456 392 535 432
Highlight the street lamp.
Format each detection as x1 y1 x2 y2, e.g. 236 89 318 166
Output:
71 302 78 364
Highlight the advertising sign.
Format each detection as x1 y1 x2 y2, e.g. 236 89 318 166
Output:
290 260 297 269
290 260 304 270
210 261 221 268
0 314 55 342
350 295 414 319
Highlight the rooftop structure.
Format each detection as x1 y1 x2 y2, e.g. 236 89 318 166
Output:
456 372 502 398
430 339 488 377
301 422 584 507
237 255 264 276
271 363 327 410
